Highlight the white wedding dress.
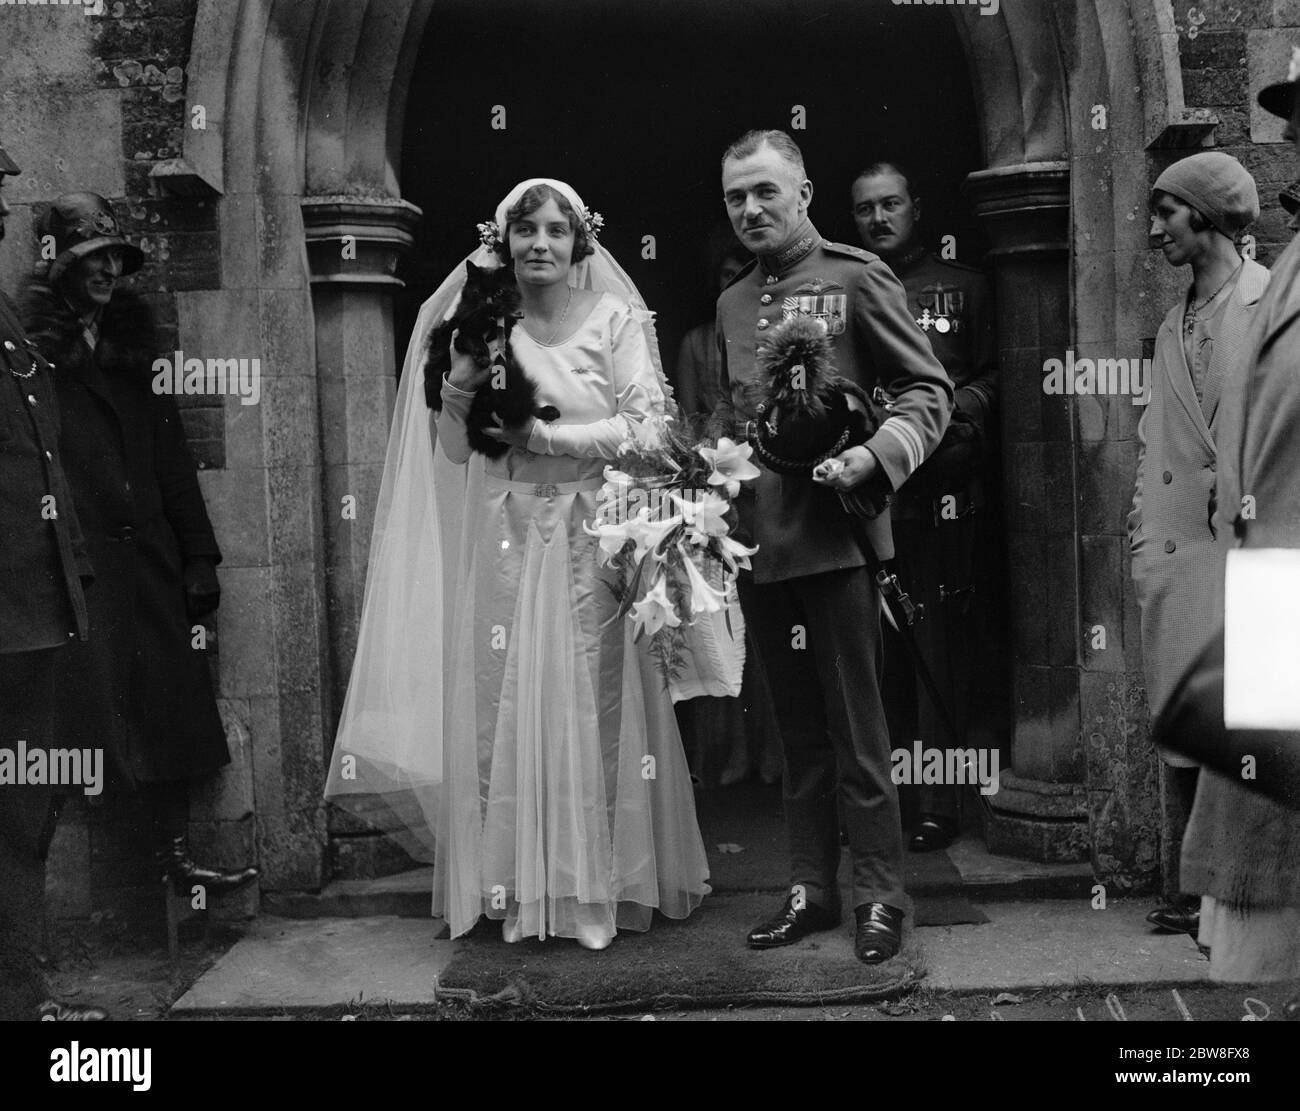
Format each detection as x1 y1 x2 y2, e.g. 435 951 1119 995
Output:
331 290 710 947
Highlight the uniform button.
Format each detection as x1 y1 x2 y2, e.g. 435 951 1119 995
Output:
757 319 770 331
3 340 15 351
27 393 37 406
45 450 53 461
1164 540 1176 554
760 294 773 305
1162 471 1172 484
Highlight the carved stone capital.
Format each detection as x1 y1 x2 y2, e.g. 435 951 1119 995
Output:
963 161 1070 261
301 196 423 287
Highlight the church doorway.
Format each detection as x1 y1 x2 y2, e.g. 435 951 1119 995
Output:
396 0 1010 846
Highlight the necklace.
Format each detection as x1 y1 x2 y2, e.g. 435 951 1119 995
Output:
8 361 37 380
1183 263 1240 335
534 287 574 345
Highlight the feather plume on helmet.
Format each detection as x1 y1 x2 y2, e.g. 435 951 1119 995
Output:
746 315 878 478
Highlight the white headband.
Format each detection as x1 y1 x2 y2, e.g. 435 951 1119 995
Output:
493 178 588 235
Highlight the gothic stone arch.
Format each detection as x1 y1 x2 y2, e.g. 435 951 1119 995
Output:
175 0 1189 890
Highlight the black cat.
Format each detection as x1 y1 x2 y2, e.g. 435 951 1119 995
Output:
422 261 560 458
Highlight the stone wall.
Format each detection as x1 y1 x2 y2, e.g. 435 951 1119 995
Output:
1069 0 1299 890
1 0 269 925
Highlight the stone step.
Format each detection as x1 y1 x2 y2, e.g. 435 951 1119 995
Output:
264 834 1097 920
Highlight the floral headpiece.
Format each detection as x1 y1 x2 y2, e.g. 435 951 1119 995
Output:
477 207 605 252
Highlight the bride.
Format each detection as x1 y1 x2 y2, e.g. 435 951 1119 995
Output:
326 179 711 949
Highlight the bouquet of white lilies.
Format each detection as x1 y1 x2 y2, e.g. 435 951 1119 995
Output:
584 414 760 700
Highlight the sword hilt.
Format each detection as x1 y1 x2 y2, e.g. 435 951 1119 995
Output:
875 566 924 627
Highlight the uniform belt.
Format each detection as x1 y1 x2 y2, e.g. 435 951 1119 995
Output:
483 475 604 498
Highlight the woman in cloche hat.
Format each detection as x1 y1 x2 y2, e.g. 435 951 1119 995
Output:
22 193 259 905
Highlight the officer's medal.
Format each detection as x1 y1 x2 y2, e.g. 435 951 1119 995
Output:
918 283 964 335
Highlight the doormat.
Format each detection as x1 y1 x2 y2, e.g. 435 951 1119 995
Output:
435 892 923 1015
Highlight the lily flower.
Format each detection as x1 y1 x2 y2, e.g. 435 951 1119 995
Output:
671 490 731 544
596 467 637 523
717 534 759 574
626 507 683 564
629 571 682 640
698 437 760 498
678 544 729 615
583 516 636 565
623 415 671 456
602 465 635 490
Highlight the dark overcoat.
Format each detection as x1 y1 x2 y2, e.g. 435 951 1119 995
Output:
0 291 90 654
20 284 228 784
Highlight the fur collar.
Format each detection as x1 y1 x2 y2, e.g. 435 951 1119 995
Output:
20 283 158 383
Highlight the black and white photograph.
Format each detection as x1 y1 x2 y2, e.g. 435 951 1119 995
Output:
1 0 1299 1082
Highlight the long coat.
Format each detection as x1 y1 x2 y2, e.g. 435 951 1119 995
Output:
20 285 228 785
1180 235 1300 912
0 291 90 654
1128 259 1270 730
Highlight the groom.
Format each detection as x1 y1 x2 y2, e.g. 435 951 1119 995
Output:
714 130 952 962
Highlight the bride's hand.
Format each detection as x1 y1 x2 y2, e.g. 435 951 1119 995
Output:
446 330 492 392
482 414 536 449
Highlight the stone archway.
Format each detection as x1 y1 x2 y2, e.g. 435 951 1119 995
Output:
164 0 434 890
172 0 1194 891
950 0 1223 882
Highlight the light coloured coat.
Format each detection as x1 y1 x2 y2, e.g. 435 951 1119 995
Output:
1128 259 1270 735
1181 234 1300 912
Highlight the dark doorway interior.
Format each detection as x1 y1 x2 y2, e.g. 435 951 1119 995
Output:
396 0 1008 805
399 0 985 375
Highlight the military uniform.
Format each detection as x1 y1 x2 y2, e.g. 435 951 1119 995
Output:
716 224 952 913
879 245 998 833
0 286 93 1019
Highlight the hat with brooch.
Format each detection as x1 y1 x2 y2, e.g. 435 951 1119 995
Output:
36 192 143 284
1259 45 1300 121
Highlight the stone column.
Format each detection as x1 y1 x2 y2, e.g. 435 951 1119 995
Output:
301 195 421 740
964 161 1090 861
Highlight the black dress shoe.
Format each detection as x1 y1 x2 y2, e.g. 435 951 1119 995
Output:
854 902 904 964
908 814 957 853
747 893 840 949
38 999 109 1021
158 836 259 898
1146 905 1199 936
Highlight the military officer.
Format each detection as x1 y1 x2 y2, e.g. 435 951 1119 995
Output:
715 130 952 964
851 161 999 852
0 141 107 1020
